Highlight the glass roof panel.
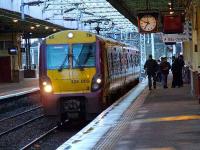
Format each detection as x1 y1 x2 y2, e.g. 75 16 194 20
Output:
42 0 137 34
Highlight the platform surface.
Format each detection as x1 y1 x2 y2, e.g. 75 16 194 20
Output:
0 78 39 99
58 77 200 150
95 81 200 150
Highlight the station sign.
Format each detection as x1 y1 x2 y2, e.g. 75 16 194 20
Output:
161 34 188 43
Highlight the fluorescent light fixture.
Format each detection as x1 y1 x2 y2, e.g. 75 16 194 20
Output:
30 26 35 30
13 19 18 23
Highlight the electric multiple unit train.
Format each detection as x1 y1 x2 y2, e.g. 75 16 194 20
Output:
39 30 140 121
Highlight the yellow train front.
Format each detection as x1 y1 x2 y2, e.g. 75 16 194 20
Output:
39 30 140 122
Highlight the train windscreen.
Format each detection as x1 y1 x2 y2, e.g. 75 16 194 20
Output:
72 43 96 68
46 45 69 69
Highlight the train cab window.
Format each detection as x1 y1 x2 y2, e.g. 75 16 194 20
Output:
46 45 69 69
72 43 96 68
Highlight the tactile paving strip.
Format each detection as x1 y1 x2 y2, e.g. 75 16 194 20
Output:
94 88 150 149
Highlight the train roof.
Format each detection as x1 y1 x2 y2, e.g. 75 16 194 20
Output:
96 33 139 51
45 30 139 51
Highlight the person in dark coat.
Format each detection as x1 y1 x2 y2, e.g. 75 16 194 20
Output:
160 57 171 88
178 55 185 86
171 58 181 88
144 54 158 90
156 59 162 82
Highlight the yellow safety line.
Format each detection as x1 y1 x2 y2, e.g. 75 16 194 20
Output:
134 115 200 123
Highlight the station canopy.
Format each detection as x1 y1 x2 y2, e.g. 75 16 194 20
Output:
0 8 68 38
108 0 190 24
0 0 191 38
42 0 138 34
42 0 191 34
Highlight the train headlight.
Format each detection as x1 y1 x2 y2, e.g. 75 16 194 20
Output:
67 32 73 38
43 84 53 93
41 78 53 93
96 78 102 84
91 75 102 92
42 81 47 86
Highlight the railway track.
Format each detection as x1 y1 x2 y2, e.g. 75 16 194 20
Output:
0 105 42 122
0 115 44 137
0 104 44 138
0 89 40 117
20 126 59 150
20 119 70 150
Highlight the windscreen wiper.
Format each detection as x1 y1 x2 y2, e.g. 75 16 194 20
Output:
58 54 68 72
72 54 84 71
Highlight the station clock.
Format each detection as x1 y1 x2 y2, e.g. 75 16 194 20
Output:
137 12 159 33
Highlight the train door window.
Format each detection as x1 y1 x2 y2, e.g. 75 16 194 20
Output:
126 52 128 69
108 51 113 77
46 44 69 69
136 54 140 66
108 52 111 76
115 51 119 76
119 52 122 73
72 43 96 68
130 54 133 66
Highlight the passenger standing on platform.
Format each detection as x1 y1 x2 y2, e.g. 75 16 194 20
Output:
156 59 162 82
160 57 171 88
171 57 181 88
178 55 185 87
144 54 158 90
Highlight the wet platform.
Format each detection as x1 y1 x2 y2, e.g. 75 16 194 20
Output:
57 77 200 150
0 78 39 100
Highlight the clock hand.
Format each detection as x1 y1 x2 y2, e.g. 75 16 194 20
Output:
144 23 148 29
140 19 148 23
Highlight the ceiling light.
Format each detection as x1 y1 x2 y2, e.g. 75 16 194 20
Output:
45 26 49 30
168 2 172 5
36 24 40 27
13 19 18 23
30 26 35 30
53 28 57 32
169 11 174 15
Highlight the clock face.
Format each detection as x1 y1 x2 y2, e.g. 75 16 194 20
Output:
139 15 157 32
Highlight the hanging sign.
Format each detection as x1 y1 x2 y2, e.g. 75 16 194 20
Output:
163 15 184 34
161 34 188 43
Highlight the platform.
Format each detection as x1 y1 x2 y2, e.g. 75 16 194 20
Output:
57 77 200 150
0 78 39 100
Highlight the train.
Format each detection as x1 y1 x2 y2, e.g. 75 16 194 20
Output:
39 30 140 122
